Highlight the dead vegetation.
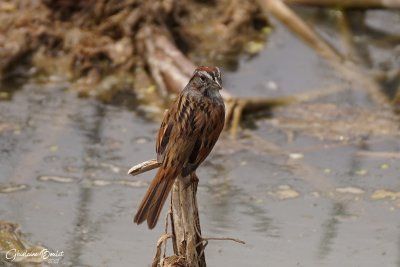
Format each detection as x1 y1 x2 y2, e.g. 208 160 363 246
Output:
0 0 268 93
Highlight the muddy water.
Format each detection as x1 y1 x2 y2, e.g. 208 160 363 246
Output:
1 11 400 267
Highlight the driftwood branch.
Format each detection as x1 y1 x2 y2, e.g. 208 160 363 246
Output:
257 0 389 106
200 236 246 245
284 0 400 9
225 84 345 137
356 151 400 159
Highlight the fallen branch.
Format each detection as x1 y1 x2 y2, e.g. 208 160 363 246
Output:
356 151 400 159
284 0 400 9
225 84 345 137
127 159 160 176
257 0 389 106
200 236 246 245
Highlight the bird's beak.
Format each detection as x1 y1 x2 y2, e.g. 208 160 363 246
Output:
215 80 222 90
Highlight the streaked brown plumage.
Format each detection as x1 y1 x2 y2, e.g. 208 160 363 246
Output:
134 66 225 229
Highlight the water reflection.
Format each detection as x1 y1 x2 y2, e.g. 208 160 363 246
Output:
68 186 92 266
203 162 237 232
67 103 104 266
240 199 276 236
317 202 347 261
398 227 400 267
203 161 276 236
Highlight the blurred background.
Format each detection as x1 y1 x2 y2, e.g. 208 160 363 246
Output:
0 0 399 266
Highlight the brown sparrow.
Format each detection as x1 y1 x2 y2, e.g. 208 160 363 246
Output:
134 66 225 229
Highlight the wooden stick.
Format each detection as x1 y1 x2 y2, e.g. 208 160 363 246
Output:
356 151 400 159
284 0 400 9
152 233 173 267
257 0 389 106
127 159 160 176
259 0 342 62
170 173 206 267
200 236 246 244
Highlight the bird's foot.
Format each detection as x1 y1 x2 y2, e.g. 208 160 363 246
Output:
182 172 199 190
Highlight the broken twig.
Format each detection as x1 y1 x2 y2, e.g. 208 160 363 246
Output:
127 159 160 176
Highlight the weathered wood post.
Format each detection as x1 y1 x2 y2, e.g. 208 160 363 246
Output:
128 161 207 267
169 173 206 267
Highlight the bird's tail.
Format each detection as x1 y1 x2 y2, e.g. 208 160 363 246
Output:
134 166 177 229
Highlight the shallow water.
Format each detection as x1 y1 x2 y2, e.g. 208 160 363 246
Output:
1 9 400 267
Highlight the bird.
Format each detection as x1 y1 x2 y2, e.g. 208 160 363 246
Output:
134 66 225 229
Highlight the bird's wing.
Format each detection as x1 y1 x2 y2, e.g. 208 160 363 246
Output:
182 103 225 177
156 108 174 163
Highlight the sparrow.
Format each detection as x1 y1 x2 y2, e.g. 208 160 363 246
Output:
134 66 225 229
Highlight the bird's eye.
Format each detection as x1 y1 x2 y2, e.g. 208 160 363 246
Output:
200 76 206 82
